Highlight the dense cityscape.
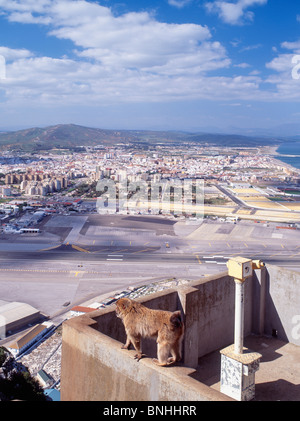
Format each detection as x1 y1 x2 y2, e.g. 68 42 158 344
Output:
1 143 300 220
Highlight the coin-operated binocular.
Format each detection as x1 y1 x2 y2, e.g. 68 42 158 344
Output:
226 256 252 282
226 257 265 282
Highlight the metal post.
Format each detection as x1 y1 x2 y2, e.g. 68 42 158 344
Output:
234 279 244 355
221 257 263 400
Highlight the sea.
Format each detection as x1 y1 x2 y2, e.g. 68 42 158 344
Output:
275 141 300 170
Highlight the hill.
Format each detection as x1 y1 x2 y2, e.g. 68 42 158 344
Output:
0 124 280 152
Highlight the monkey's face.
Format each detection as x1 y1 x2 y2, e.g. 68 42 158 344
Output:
115 301 122 319
115 298 130 319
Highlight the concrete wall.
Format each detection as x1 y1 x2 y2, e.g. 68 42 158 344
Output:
60 265 300 401
61 309 232 401
61 273 251 401
263 265 300 346
178 272 253 367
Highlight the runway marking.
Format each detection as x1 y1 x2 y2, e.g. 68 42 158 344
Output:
0 268 101 276
195 255 202 265
0 268 98 275
144 242 150 246
244 243 248 248
132 248 154 254
109 249 128 254
73 271 84 277
38 244 61 252
72 244 90 253
227 243 231 248
289 252 300 258
0 268 69 273
281 244 285 249
269 253 282 258
209 243 212 248
203 255 220 259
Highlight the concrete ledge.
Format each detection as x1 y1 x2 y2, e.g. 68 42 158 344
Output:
60 264 300 401
61 307 232 401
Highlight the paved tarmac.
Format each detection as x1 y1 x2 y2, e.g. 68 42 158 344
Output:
1 214 300 321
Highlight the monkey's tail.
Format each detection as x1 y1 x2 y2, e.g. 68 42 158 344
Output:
169 311 183 328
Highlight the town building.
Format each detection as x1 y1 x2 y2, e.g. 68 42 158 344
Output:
6 321 53 357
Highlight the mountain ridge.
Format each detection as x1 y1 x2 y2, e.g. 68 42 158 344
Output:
0 123 282 152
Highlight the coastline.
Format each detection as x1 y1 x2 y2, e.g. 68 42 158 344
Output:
261 145 300 172
261 145 280 156
262 144 300 158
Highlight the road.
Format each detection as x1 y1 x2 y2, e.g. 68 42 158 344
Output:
216 184 253 211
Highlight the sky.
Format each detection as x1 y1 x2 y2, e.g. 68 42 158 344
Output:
0 0 300 134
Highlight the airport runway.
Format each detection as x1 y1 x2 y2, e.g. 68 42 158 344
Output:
1 214 300 319
0 244 300 267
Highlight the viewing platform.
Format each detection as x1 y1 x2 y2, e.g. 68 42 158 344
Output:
60 262 300 401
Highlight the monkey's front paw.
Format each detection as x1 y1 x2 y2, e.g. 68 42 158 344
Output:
121 344 129 349
134 353 143 361
152 358 167 367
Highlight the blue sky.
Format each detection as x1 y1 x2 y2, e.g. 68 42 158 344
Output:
0 0 300 135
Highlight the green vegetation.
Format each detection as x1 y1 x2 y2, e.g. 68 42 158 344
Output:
281 189 300 195
204 196 230 205
0 347 6 366
74 181 100 197
0 124 280 153
0 370 47 401
0 347 47 401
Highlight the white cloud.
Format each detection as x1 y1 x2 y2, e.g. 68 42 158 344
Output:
0 0 52 15
264 40 300 101
234 62 251 68
7 11 52 24
1 0 216 74
1 53 264 106
0 0 237 105
168 0 192 8
266 54 295 73
0 46 33 61
0 0 299 109
281 40 300 54
205 0 267 25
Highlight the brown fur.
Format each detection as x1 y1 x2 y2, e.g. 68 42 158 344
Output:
115 297 184 366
